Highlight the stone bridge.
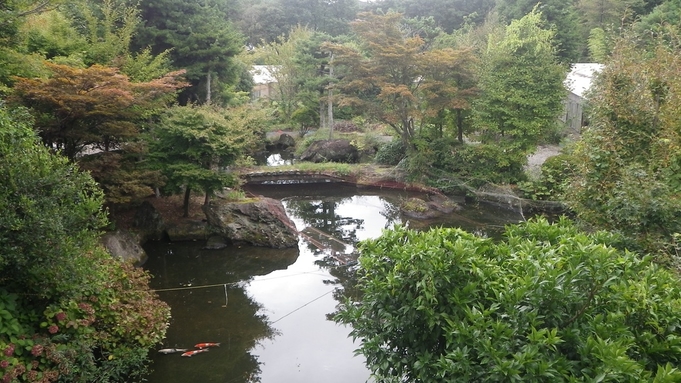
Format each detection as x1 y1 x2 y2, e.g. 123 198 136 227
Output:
239 169 352 185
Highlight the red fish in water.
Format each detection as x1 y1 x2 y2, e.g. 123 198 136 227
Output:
181 349 209 357
195 342 220 349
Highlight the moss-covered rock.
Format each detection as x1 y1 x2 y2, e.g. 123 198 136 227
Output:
203 196 299 248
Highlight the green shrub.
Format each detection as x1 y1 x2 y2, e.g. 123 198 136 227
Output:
374 139 406 165
0 108 169 382
337 217 681 382
446 144 527 187
518 153 578 200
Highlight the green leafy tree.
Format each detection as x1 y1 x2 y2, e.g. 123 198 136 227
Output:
67 0 140 66
565 26 681 257
0 0 66 43
244 26 315 126
20 9 87 60
360 0 496 34
575 0 647 32
0 107 170 382
291 31 335 131
637 0 681 35
496 0 585 62
474 9 567 157
280 0 357 37
587 26 612 62
148 104 265 216
0 0 63 92
238 0 288 44
337 218 681 382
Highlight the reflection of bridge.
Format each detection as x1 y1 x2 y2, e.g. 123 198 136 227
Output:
240 169 351 185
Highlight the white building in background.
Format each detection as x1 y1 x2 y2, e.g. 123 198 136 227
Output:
250 65 280 100
563 63 604 133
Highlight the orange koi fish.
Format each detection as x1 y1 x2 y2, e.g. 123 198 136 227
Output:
181 349 209 357
195 342 220 349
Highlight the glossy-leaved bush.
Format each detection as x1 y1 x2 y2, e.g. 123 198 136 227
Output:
337 218 681 382
0 107 170 383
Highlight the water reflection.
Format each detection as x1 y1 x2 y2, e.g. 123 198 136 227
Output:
143 243 298 383
143 184 525 383
253 150 296 166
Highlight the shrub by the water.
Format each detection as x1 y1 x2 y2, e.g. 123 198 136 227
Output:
0 108 170 382
337 217 681 382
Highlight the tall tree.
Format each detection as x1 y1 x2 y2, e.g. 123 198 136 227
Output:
420 46 478 142
135 0 244 104
576 0 643 31
19 8 85 60
279 0 357 37
496 0 585 62
65 0 140 66
11 63 186 160
244 26 315 126
360 0 495 33
0 0 66 43
636 0 681 34
474 9 567 156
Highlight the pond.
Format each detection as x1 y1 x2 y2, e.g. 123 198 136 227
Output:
142 183 524 383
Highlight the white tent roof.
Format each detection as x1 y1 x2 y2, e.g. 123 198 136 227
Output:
250 65 280 85
565 63 604 99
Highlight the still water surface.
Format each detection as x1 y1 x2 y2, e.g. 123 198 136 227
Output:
142 183 523 383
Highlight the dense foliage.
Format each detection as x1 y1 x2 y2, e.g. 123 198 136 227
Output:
327 12 476 146
565 27 681 257
147 104 266 215
337 218 681 382
474 9 567 156
134 0 244 104
0 108 170 383
4 0 681 379
10 63 186 160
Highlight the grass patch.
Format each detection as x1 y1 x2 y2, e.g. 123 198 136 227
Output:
274 162 357 177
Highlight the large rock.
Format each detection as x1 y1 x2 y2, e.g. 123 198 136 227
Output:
101 230 147 265
203 197 298 248
299 139 359 163
277 133 296 149
400 195 462 219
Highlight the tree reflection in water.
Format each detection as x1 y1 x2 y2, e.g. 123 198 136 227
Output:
143 242 298 383
283 194 405 320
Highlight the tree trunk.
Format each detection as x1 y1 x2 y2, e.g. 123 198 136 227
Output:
206 71 212 104
457 109 464 143
204 192 210 207
183 186 191 218
319 98 326 129
328 53 334 139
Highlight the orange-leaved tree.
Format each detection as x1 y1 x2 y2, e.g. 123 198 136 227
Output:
11 62 186 160
324 12 477 147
